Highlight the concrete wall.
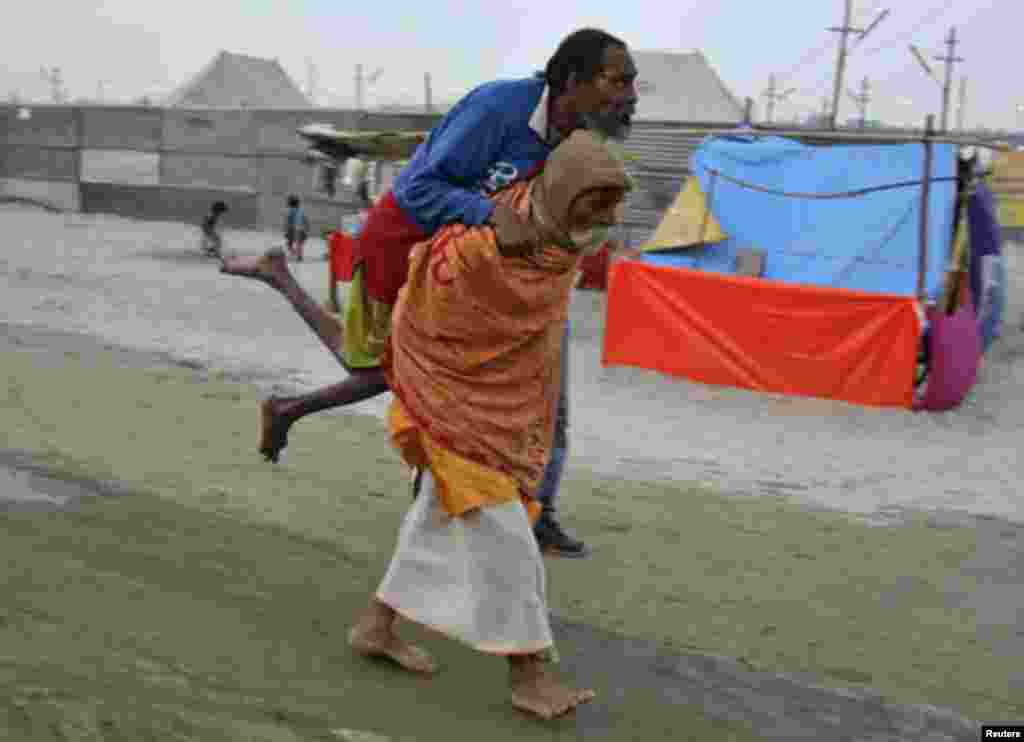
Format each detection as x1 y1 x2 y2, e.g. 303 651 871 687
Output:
80 107 163 151
80 182 262 228
160 152 270 189
0 103 440 230
0 105 77 147
159 108 439 156
161 153 309 195
80 150 160 185
0 145 78 181
0 178 80 211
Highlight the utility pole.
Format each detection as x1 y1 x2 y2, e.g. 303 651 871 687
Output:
306 59 317 104
828 0 863 129
40 67 65 104
762 74 796 123
354 66 382 112
764 75 777 123
934 26 964 133
846 76 871 128
356 62 364 111
424 72 433 113
957 77 967 131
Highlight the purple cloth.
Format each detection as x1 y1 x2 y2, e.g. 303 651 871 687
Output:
914 286 981 411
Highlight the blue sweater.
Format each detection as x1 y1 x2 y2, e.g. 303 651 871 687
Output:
391 76 553 234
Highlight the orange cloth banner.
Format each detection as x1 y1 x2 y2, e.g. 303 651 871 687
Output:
603 261 921 409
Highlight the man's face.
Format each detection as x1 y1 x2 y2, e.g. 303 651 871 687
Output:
571 45 639 142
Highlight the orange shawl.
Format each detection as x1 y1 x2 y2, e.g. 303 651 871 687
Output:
384 182 581 518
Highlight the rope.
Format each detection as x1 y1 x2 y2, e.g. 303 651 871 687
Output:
703 168 958 200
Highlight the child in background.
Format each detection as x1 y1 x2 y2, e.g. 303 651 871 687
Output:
284 195 311 262
200 201 228 257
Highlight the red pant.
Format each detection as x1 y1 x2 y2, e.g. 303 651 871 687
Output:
353 192 429 306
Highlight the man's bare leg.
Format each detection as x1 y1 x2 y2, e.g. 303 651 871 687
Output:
221 248 343 359
348 597 437 675
220 249 389 462
258 372 387 462
509 654 595 720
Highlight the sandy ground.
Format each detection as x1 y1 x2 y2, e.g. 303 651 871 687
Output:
0 203 1021 526
1 204 1022 737
0 324 998 741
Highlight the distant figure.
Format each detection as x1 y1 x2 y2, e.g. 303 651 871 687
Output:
284 195 311 262
200 201 228 257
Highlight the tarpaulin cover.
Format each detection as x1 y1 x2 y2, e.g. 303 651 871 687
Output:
603 260 921 408
966 181 1006 353
640 136 957 302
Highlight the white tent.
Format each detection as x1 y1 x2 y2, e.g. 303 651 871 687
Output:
165 51 311 109
631 50 743 123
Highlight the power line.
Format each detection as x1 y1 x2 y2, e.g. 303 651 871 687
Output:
779 5 886 85
860 0 956 57
779 39 835 83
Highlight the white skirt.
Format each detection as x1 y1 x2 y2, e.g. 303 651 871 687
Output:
376 469 555 656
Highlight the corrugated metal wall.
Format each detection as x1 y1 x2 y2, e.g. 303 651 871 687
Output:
620 124 713 246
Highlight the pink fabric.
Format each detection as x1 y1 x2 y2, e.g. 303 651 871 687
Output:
914 285 981 411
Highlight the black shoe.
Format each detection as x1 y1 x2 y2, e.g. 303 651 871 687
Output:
534 513 590 558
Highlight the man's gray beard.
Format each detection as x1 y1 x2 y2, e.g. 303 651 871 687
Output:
581 111 632 142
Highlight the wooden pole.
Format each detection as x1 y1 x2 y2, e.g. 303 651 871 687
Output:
829 0 856 130
916 115 935 301
630 124 1012 151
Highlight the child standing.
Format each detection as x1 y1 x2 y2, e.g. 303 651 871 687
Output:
200 201 228 257
284 195 311 262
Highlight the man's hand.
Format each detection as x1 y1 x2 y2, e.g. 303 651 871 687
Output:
606 238 642 261
487 203 543 257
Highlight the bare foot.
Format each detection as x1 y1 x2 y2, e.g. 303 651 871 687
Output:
220 247 290 287
258 397 294 463
348 606 437 675
510 655 594 720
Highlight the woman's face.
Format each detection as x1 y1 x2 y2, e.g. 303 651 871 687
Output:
567 187 626 233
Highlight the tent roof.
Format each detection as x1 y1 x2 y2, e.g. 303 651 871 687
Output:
631 50 744 123
165 51 311 109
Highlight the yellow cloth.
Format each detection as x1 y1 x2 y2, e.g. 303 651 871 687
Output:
388 399 541 523
641 176 726 252
334 265 393 369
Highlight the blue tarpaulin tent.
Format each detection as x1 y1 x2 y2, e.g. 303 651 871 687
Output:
640 136 958 301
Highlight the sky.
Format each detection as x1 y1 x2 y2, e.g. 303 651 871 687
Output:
2 0 1019 129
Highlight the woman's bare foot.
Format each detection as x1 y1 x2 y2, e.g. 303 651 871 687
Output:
259 397 294 463
348 600 437 675
220 247 290 287
509 654 594 720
